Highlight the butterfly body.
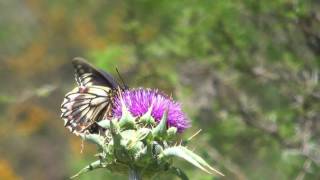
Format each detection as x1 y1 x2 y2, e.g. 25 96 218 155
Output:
61 58 123 135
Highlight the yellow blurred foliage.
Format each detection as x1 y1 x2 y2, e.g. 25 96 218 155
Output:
25 0 42 13
0 160 21 180
6 42 48 78
139 25 158 43
8 102 51 135
72 16 106 50
48 5 67 29
105 11 125 43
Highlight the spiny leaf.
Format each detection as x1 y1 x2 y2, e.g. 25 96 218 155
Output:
160 146 224 176
70 160 105 179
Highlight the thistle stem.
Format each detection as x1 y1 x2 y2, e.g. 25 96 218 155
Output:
129 167 142 180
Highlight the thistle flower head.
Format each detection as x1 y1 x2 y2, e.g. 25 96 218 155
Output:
112 88 190 132
63 59 224 179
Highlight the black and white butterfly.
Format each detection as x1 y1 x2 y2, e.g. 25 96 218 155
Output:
60 57 124 135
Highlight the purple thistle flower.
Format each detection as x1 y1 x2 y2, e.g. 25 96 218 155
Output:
112 88 190 132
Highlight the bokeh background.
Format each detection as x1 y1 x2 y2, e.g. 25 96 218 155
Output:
1 0 320 179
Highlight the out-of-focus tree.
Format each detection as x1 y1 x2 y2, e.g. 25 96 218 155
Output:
0 0 319 179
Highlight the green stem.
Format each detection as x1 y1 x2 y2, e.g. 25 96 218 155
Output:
129 167 142 180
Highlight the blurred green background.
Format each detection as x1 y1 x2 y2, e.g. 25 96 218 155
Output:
1 0 320 179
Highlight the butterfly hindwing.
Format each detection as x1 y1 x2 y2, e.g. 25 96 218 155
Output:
61 85 113 135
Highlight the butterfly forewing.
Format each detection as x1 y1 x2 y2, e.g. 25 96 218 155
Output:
72 57 118 88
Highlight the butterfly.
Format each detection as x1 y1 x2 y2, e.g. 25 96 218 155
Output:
60 57 125 135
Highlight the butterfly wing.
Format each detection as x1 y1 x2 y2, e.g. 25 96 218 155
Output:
61 58 120 135
61 85 114 135
72 57 119 88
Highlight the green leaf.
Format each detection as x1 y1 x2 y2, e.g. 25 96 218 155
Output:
70 160 105 179
160 146 224 176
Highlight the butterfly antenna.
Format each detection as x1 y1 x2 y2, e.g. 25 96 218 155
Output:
116 68 128 89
